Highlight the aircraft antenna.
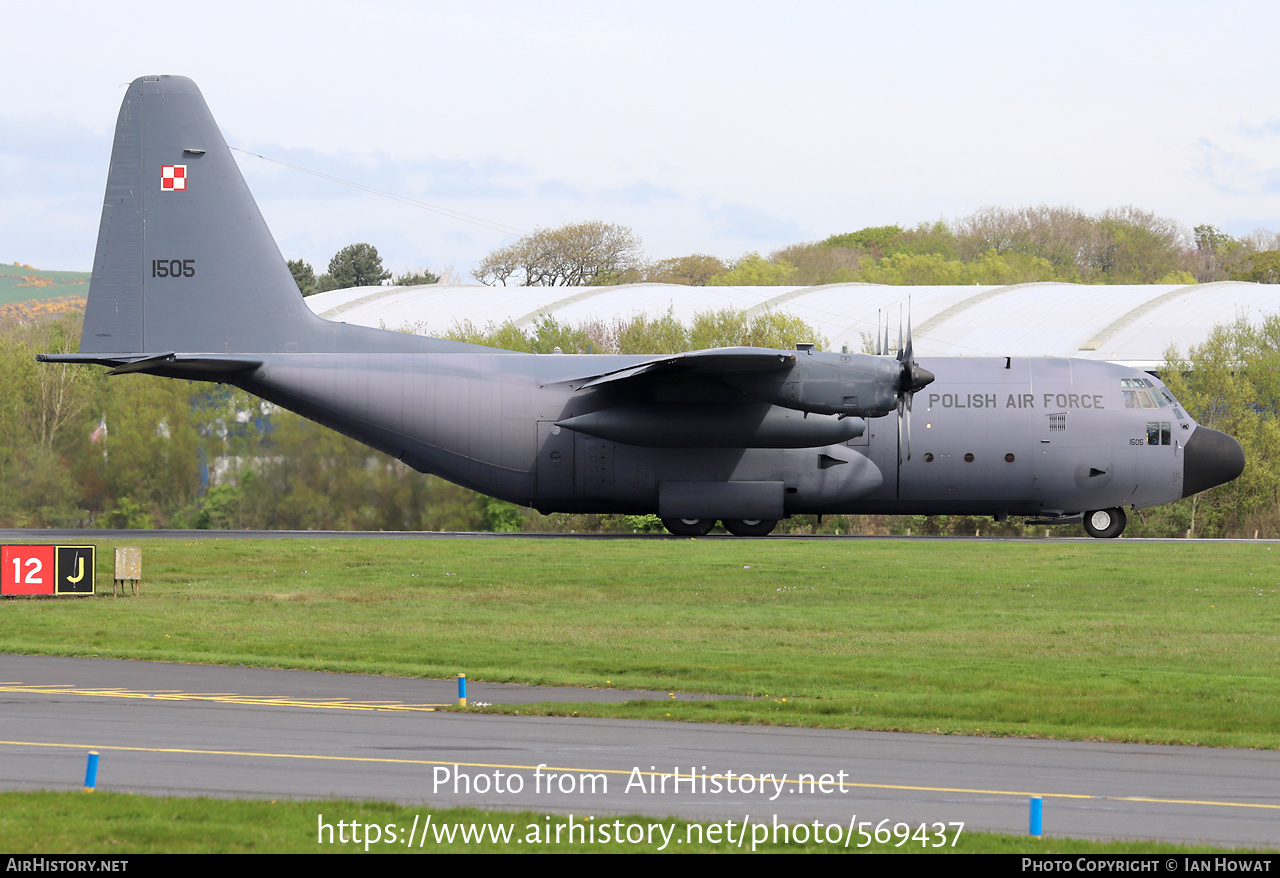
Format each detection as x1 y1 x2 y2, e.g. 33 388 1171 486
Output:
229 147 528 238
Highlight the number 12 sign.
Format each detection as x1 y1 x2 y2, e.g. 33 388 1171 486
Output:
1 546 96 595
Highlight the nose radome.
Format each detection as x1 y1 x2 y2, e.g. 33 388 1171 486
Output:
1182 426 1246 498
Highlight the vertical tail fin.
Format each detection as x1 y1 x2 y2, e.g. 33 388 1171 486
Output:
78 75 484 359
84 75 320 354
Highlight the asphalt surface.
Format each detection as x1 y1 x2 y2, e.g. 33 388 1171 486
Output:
1 655 1277 849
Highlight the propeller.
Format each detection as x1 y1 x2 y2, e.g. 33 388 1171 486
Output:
895 307 935 464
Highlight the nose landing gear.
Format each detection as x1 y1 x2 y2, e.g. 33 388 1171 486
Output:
1083 507 1127 539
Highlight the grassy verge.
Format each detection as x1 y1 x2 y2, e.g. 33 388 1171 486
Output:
2 537 1278 746
0 791 1264 854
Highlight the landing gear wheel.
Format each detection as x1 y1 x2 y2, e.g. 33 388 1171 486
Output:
721 518 778 537
662 518 715 536
1083 507 1126 539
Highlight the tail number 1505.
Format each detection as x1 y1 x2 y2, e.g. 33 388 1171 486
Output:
152 259 195 278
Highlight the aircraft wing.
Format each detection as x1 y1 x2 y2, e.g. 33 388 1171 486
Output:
572 347 796 391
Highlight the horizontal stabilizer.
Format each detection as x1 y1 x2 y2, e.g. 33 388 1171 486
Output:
38 352 262 377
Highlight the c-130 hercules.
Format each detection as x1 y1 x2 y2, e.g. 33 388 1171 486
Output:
42 76 1246 537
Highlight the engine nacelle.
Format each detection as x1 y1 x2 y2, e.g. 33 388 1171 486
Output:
558 403 865 448
725 352 903 417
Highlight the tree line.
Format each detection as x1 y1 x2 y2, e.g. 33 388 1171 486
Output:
285 205 1280 297
0 307 1275 537
471 205 1280 289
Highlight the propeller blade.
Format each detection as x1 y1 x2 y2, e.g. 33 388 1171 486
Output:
904 308 913 367
897 397 904 466
894 299 930 465
904 391 913 461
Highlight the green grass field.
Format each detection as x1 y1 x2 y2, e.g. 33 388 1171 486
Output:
3 537 1278 747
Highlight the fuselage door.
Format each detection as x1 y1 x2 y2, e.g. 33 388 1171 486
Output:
537 421 575 497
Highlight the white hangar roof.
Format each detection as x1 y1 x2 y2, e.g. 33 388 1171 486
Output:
305 280 1277 369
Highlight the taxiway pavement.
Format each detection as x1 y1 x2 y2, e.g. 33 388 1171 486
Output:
1 655 1276 849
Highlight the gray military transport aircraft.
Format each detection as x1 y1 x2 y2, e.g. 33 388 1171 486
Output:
41 76 1246 537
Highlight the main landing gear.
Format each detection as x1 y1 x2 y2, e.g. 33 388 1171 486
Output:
661 518 716 537
661 518 779 537
721 519 779 537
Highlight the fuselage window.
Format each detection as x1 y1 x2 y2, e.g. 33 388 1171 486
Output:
1146 421 1172 446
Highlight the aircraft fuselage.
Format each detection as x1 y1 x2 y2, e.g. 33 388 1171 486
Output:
234 350 1214 523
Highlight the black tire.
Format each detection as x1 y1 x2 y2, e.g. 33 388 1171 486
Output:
1082 507 1126 539
662 518 716 537
721 518 778 537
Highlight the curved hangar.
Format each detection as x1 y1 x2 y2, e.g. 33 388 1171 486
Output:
305 279 1274 371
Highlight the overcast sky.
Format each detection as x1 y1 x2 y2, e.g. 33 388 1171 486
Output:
4 1 1279 277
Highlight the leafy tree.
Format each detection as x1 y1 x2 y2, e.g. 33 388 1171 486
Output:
472 221 643 287
953 205 1096 271
88 375 203 527
318 243 391 292
446 319 539 352
0 313 99 527
1091 206 1189 283
707 252 796 286
823 225 905 256
288 259 318 296
1229 250 1280 284
769 242 861 285
480 495 524 532
612 310 690 354
393 267 440 286
1159 314 1280 537
874 248 1055 285
444 316 594 354
689 308 825 350
644 254 729 285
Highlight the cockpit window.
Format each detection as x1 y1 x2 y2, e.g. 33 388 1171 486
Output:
1156 387 1186 419
1123 389 1158 409
1122 379 1177 411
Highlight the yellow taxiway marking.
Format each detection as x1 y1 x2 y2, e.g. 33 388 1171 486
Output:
0 683 446 711
0 739 1275 812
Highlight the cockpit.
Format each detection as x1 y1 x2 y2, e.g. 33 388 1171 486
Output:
1121 376 1185 418
1122 376 1190 447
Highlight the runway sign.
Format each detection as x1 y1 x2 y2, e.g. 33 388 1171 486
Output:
1 546 96 596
